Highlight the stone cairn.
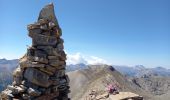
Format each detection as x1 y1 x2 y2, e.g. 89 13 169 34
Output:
0 3 70 100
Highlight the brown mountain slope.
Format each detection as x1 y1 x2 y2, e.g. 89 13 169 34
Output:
67 65 150 100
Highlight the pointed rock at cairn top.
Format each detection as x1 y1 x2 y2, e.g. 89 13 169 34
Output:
38 3 59 26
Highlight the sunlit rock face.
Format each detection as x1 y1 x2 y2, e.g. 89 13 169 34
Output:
0 3 70 100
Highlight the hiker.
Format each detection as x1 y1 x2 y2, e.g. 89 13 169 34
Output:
106 84 119 95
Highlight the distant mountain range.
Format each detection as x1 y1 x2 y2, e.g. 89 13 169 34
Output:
113 65 170 77
66 63 170 77
0 59 170 100
0 59 18 91
0 59 170 77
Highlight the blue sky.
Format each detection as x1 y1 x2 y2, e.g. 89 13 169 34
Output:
0 0 170 68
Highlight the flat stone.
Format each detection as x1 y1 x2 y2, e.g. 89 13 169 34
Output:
39 67 54 75
24 68 51 88
34 56 48 64
38 3 59 26
29 28 42 37
27 23 40 30
30 33 57 46
49 60 65 67
45 65 56 73
31 62 45 68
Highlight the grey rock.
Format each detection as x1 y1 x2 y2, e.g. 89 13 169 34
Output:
38 3 59 26
31 33 58 46
31 62 45 68
49 60 65 67
24 68 51 88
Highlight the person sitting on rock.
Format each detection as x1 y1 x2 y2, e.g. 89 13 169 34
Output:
106 84 119 95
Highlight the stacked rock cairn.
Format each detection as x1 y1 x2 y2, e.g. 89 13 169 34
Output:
0 3 70 100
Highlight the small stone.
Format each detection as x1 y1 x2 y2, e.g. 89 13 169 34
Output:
28 88 41 97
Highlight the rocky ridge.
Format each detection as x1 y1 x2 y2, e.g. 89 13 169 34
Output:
0 3 70 100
